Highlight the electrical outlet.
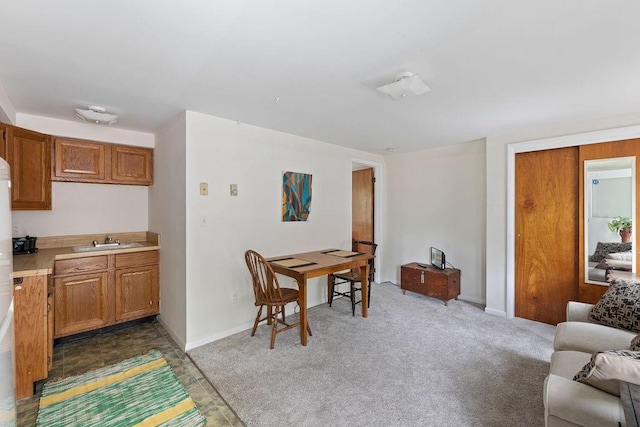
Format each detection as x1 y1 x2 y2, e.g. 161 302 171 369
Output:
12 224 20 236
231 292 238 303
199 182 208 195
230 184 238 196
199 216 208 227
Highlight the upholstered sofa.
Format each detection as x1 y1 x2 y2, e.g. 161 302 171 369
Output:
544 301 637 427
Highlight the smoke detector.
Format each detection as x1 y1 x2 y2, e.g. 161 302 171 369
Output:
75 106 118 125
376 72 431 100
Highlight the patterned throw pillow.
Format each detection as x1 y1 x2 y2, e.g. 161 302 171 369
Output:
574 349 640 396
632 335 640 351
589 278 640 332
590 242 632 262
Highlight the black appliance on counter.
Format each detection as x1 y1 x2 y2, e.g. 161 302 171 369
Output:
13 236 38 255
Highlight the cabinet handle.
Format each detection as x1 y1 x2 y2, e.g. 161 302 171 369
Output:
420 272 424 284
13 277 23 285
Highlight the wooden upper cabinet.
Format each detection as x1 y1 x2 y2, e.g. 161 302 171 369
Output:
111 145 153 185
52 136 153 186
0 123 7 159
4 124 52 210
53 137 107 181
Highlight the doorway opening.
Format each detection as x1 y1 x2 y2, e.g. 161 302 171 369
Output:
351 160 383 283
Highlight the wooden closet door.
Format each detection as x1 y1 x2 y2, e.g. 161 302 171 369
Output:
578 138 640 303
515 147 578 324
352 168 374 243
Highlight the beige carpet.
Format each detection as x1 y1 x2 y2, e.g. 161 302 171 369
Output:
189 281 556 426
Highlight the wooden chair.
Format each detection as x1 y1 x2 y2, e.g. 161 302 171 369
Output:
244 249 312 349
328 240 377 316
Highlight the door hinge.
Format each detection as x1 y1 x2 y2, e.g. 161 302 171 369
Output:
47 356 51 366
150 300 153 306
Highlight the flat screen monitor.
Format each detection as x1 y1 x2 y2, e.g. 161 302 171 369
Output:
430 247 446 270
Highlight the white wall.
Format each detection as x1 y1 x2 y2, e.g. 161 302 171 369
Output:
12 114 153 237
383 140 486 304
486 111 640 318
184 111 383 349
0 81 16 124
149 112 187 349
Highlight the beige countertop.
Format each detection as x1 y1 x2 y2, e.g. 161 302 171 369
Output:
12 231 160 278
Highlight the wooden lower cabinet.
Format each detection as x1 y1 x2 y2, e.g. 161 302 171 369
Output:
115 264 159 322
54 271 113 337
53 250 159 338
13 274 50 399
400 263 461 306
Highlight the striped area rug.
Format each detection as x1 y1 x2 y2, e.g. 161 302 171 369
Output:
36 350 206 427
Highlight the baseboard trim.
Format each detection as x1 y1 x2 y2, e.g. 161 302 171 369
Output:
157 315 187 351
185 322 254 352
485 307 507 318
457 294 485 305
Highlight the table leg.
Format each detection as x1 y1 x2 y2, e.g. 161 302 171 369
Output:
361 263 369 318
300 278 308 346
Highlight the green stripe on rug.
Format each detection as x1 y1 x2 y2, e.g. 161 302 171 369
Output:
36 350 206 427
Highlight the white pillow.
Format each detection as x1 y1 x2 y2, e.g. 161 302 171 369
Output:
605 251 633 261
573 350 640 396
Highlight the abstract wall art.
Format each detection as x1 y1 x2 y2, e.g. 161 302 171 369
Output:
282 171 312 221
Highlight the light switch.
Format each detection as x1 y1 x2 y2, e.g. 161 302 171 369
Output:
199 182 208 195
230 184 238 196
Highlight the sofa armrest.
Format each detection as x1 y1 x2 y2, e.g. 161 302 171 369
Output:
566 301 594 323
544 374 623 427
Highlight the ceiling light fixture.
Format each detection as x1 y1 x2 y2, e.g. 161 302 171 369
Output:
376 72 430 100
75 106 118 125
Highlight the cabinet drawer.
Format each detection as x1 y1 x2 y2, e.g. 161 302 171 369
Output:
55 255 109 276
116 251 158 268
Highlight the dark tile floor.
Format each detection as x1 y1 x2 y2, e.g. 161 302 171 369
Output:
17 320 244 426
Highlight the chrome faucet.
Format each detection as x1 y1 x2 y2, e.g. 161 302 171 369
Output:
105 236 113 244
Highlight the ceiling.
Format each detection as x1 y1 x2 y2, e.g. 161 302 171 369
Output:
2 1 640 154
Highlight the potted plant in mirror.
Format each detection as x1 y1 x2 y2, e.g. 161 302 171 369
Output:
608 216 633 243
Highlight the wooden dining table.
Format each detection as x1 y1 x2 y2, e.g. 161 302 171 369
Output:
267 249 374 346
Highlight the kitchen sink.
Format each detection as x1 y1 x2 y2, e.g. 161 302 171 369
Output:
72 242 144 253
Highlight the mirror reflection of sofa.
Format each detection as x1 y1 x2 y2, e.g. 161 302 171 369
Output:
588 242 632 282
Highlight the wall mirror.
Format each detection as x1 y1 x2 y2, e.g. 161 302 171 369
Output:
584 156 636 284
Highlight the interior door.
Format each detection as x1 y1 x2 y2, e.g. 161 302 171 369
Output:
515 147 578 325
352 167 374 243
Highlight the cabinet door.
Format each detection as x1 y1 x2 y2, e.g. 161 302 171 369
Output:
54 271 113 337
115 265 159 322
0 123 7 159
401 266 426 294
425 270 449 299
14 275 48 399
5 125 52 210
53 137 107 182
111 145 153 185
47 275 54 371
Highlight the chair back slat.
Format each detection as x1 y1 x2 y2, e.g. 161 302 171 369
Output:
352 239 377 281
245 250 284 305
